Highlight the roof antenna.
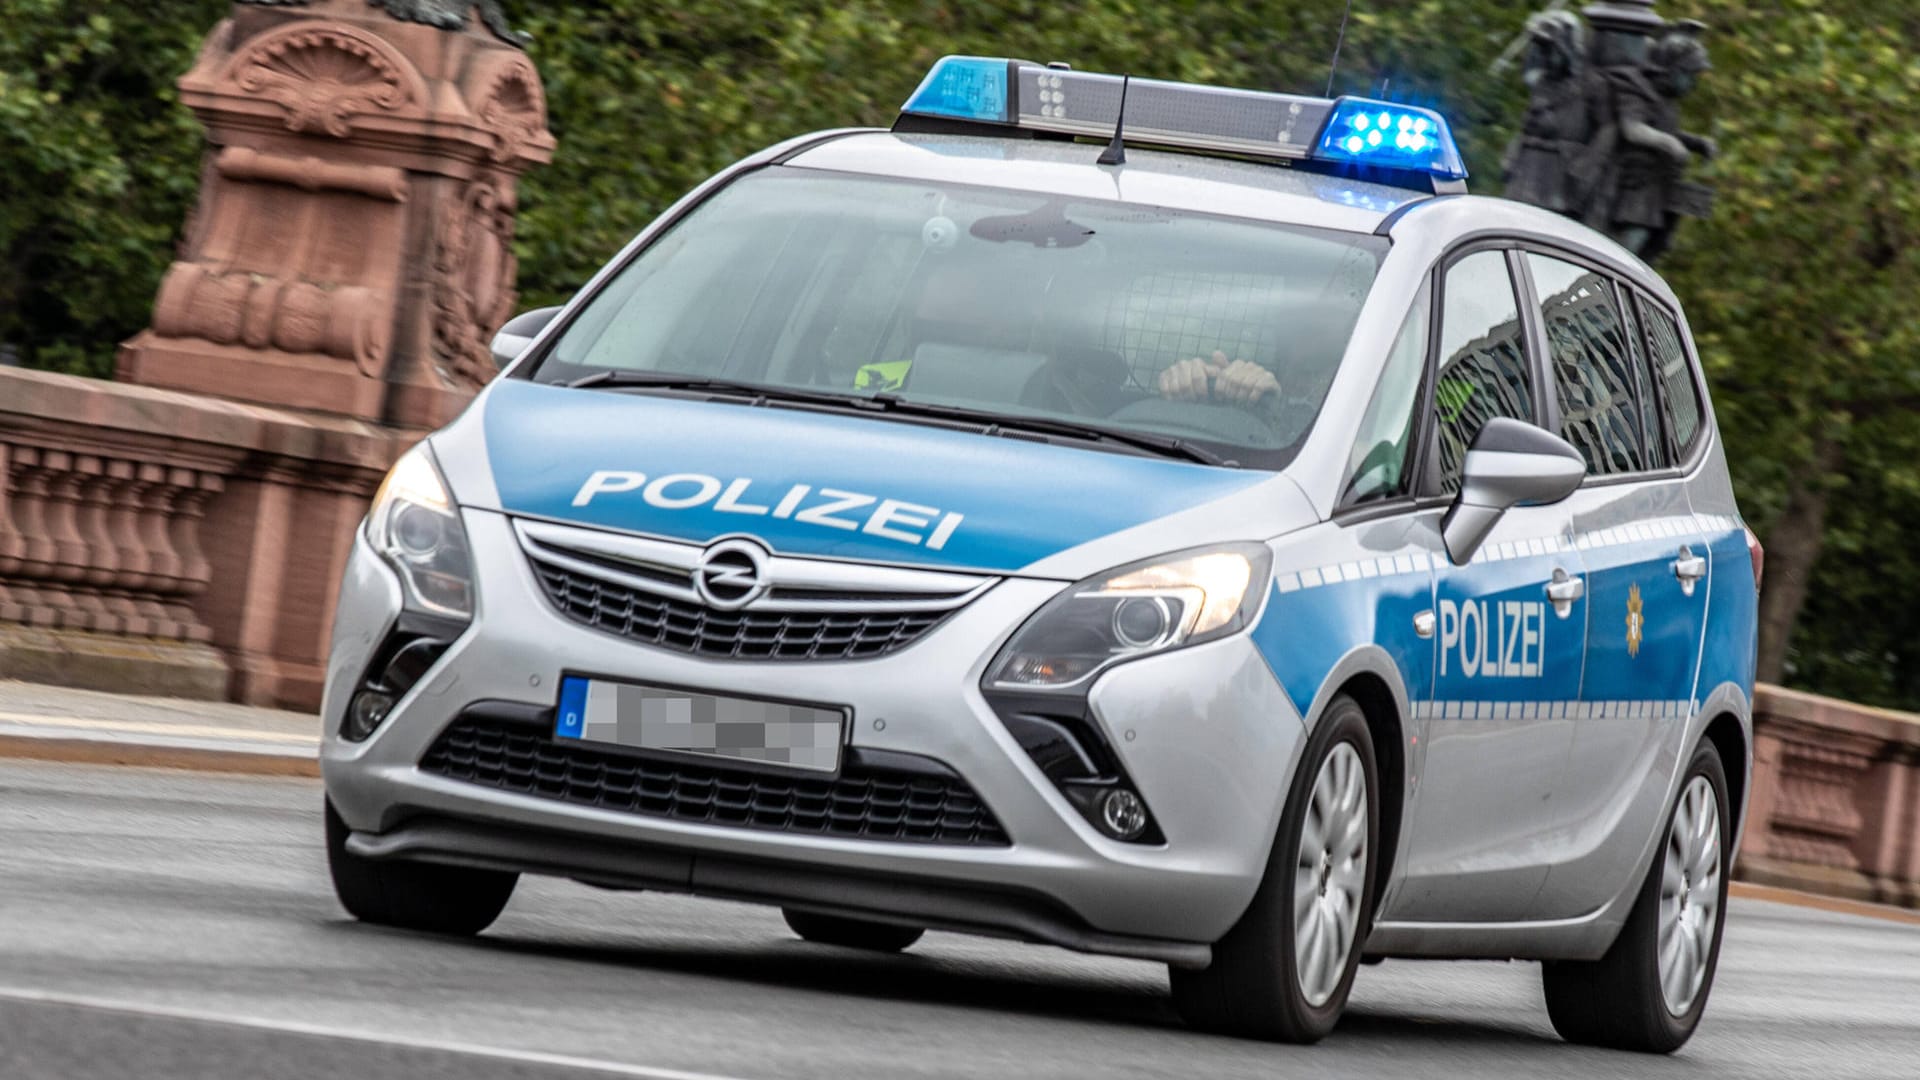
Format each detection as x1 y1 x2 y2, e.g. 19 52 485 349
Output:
1097 74 1131 167
1325 0 1356 98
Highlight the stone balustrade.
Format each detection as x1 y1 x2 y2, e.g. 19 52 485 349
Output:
0 441 233 644
1738 684 1920 909
0 366 407 706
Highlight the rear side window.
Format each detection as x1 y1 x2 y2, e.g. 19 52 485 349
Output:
1639 299 1705 456
1430 251 1532 495
1527 253 1645 476
1615 293 1669 469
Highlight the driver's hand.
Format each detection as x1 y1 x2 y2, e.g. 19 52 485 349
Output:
1157 356 1216 401
1157 351 1279 404
1213 357 1279 404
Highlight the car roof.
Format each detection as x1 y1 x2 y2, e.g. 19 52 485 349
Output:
779 130 1679 308
781 130 1430 234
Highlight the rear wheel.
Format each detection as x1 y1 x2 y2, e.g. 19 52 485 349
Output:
1542 741 1730 1052
782 909 924 952
1171 695 1378 1043
325 799 517 936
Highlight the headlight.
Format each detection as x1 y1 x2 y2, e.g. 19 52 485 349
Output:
366 443 474 619
985 543 1272 691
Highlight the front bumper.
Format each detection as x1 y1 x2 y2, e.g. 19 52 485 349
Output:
322 510 1306 955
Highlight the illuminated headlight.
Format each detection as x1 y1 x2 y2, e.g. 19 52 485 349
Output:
985 543 1272 691
366 444 474 619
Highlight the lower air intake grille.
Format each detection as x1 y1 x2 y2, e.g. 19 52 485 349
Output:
530 560 949 661
419 716 1010 847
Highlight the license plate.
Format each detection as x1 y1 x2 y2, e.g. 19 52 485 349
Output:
553 676 846 773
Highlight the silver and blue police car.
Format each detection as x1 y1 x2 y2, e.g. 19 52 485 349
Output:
321 57 1761 1050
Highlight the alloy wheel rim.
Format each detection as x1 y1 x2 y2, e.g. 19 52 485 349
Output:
1658 774 1723 1016
1294 741 1367 1008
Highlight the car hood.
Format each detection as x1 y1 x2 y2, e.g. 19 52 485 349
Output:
444 379 1314 578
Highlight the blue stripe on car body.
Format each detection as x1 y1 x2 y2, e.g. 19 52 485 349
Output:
481 379 1267 574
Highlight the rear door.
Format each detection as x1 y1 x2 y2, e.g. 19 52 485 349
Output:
1520 252 1712 919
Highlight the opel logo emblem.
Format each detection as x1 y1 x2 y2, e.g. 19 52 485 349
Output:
693 538 771 610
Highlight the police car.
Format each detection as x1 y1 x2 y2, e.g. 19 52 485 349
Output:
321 57 1760 1050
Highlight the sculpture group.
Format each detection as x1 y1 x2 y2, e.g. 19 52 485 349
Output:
1503 0 1714 262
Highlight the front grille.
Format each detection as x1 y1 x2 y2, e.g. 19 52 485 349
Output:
420 716 1011 846
530 560 950 661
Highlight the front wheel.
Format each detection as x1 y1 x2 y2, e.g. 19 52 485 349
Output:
1171 695 1378 1043
325 799 518 936
1542 741 1731 1052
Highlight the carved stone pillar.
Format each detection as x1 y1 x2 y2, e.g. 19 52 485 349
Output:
115 0 554 430
0 1 550 708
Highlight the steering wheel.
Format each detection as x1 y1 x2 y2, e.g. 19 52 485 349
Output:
1106 396 1282 445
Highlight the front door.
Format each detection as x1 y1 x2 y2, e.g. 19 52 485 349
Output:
1384 248 1588 924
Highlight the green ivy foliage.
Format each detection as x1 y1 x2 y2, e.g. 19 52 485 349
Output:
0 0 226 375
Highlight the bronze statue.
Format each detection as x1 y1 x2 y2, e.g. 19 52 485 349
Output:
236 0 526 47
1501 11 1597 214
1502 1 1714 263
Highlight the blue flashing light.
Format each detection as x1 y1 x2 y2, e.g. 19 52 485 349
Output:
902 56 1012 124
1314 97 1467 181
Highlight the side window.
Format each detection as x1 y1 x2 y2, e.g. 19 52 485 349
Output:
1526 253 1645 476
1431 250 1533 495
1639 298 1705 456
1616 291 1670 469
1341 281 1431 506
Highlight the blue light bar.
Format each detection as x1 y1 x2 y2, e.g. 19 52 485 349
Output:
897 57 1467 190
903 56 1012 124
1313 97 1467 181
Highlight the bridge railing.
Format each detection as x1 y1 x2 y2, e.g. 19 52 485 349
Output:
1739 683 1920 909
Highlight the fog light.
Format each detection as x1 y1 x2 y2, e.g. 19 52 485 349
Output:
1098 788 1149 840
345 690 395 741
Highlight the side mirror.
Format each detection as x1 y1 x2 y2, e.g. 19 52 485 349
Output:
489 306 563 370
1441 417 1586 564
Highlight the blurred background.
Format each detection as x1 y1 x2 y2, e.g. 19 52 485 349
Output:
2 0 1916 708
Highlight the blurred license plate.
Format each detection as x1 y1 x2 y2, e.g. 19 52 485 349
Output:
553 676 845 773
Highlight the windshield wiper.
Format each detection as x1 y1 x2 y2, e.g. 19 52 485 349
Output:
856 394 1232 467
562 372 1231 468
564 370 834 403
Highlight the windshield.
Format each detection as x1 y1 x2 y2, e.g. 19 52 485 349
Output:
528 168 1388 469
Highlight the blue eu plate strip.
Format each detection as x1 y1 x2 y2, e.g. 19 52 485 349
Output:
555 676 589 740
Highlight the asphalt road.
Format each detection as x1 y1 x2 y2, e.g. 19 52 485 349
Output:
1 761 1915 1080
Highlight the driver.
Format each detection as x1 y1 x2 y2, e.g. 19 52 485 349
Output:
863 261 1284 415
1156 351 1282 406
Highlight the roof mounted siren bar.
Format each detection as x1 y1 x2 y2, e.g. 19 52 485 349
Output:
896 56 1467 194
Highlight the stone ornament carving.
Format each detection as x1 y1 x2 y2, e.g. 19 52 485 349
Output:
152 264 391 374
431 178 519 387
215 146 410 202
472 55 549 164
236 0 526 47
228 22 421 137
124 0 553 428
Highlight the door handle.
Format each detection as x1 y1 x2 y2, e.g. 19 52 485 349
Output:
1546 568 1584 618
1673 546 1707 597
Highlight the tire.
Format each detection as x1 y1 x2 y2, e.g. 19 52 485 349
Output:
1542 740 1731 1053
1171 694 1379 1043
325 799 518 936
782 908 925 952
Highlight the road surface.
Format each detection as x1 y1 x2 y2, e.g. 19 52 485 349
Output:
1 760 1914 1079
